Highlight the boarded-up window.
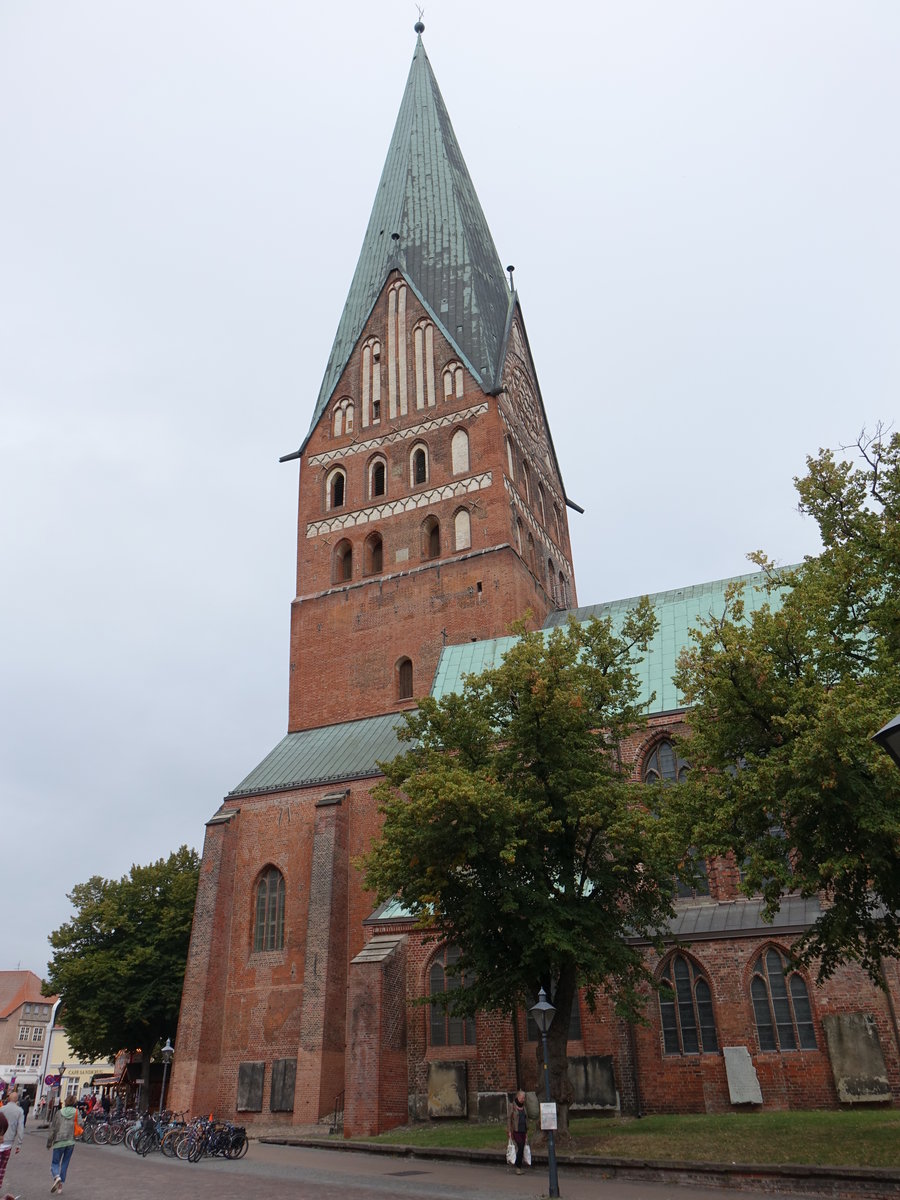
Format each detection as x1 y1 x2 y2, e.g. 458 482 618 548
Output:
237 1061 265 1111
451 429 469 475
270 1058 296 1112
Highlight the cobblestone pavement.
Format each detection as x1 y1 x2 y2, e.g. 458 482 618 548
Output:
5 1123 802 1200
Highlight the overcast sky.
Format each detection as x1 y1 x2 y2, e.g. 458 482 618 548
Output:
3 1 898 978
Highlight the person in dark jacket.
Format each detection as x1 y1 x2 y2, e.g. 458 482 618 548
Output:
507 1090 529 1174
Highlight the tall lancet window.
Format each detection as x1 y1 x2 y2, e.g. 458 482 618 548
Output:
361 339 382 427
414 319 436 410
387 281 408 418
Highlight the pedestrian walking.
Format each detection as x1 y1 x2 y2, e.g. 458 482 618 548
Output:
0 1110 20 1199
507 1089 530 1175
17 1094 31 1128
46 1093 78 1195
0 1091 24 1176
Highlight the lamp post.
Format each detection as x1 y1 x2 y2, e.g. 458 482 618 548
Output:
159 1038 174 1115
873 713 900 769
530 988 560 1198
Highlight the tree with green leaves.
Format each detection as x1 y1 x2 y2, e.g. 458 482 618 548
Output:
363 607 693 1127
675 428 900 983
45 846 200 1095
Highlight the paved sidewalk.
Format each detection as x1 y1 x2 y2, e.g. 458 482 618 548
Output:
6 1123 900 1200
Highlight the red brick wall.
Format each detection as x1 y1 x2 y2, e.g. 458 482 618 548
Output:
287 273 576 732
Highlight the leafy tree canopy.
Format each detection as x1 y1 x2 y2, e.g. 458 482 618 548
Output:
44 846 200 1065
363 607 694 1103
675 429 900 982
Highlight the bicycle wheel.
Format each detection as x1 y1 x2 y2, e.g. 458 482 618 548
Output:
82 1121 95 1144
187 1133 206 1163
110 1120 127 1145
94 1122 110 1145
230 1134 249 1159
161 1127 181 1158
174 1130 191 1160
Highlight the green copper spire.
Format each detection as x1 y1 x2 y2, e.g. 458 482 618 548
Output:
305 31 513 442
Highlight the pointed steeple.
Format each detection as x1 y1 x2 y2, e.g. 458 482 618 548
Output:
305 29 512 441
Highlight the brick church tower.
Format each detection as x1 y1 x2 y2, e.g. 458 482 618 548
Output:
168 27 578 1130
282 28 576 731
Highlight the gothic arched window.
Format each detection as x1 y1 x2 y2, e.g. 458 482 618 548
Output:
369 456 387 499
326 467 346 511
751 948 816 1051
411 444 428 487
643 740 689 784
659 954 718 1055
253 867 285 952
334 539 353 583
429 944 476 1047
397 657 413 700
422 516 441 559
364 532 383 575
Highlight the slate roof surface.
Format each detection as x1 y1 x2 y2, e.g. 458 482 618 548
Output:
432 569 783 714
300 33 512 450
228 712 408 797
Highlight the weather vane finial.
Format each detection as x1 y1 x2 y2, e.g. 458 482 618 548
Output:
414 7 425 34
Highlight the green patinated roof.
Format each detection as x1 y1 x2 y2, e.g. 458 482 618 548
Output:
301 34 512 449
431 569 785 714
228 712 407 797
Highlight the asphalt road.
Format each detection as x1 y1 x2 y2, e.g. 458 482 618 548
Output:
4 1122 803 1200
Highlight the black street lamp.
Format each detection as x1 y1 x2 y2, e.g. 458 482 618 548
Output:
159 1038 174 1114
530 988 560 1198
873 713 900 769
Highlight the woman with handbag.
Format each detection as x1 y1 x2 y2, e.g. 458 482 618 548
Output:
47 1093 79 1194
506 1090 529 1174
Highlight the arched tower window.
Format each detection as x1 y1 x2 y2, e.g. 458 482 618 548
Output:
751 948 817 1051
558 571 568 607
397 657 413 700
451 428 470 475
326 467 346 511
537 484 546 526
361 338 382 427
454 508 471 551
658 954 718 1055
422 515 441 559
333 539 353 583
443 361 464 401
364 532 383 575
414 319 436 410
253 867 285 952
429 944 476 1047
527 533 536 571
368 456 387 499
521 460 531 505
410 443 429 487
